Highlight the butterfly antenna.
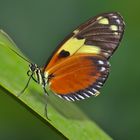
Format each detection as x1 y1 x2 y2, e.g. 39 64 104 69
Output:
44 95 51 120
43 87 50 120
0 30 31 64
45 103 51 120
17 74 33 97
8 47 31 63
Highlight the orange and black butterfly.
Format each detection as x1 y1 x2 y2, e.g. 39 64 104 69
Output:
19 12 125 101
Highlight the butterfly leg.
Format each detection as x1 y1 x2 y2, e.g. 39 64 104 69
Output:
31 75 38 83
17 74 33 97
44 102 51 121
43 86 49 96
43 86 50 120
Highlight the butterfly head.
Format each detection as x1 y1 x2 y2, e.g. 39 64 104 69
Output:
27 63 43 85
28 63 38 74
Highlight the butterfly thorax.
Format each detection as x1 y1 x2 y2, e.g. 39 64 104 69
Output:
28 63 47 86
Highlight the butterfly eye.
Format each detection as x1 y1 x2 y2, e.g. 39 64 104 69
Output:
29 63 38 72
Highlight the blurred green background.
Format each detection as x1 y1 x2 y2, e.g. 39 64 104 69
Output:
0 0 139 140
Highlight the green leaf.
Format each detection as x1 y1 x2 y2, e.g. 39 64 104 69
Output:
0 30 112 140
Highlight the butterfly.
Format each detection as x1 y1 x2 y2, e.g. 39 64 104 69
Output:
19 12 125 102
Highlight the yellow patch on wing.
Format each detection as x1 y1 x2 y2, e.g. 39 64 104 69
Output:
114 32 119 35
57 37 85 55
98 18 109 25
110 25 118 31
77 45 101 54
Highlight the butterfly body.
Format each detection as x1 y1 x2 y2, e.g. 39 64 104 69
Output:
26 12 125 101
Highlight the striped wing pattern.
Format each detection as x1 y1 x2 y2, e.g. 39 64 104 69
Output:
75 12 125 59
45 12 125 101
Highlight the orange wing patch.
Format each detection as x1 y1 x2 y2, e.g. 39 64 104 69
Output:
45 54 110 101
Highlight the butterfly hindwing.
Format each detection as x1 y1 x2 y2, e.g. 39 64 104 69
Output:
45 54 110 101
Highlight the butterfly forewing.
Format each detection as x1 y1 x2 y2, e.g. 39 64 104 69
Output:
75 12 125 59
45 12 124 70
43 12 125 101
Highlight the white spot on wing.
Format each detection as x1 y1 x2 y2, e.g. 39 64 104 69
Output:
102 77 106 81
98 60 104 65
98 82 103 85
77 94 85 99
57 95 62 99
87 90 94 95
92 88 98 93
64 96 71 101
109 13 114 16
96 85 101 88
103 52 109 57
69 97 75 101
114 32 119 35
116 19 121 24
112 16 118 18
100 67 106 72
73 96 79 100
83 93 90 97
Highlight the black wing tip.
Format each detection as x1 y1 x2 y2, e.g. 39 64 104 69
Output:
99 11 125 59
96 12 125 25
98 11 123 17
